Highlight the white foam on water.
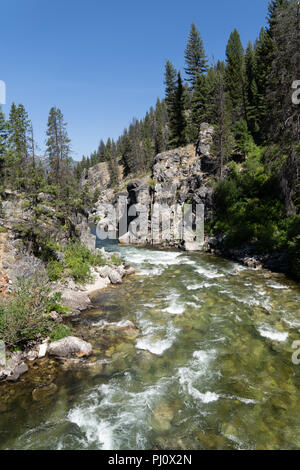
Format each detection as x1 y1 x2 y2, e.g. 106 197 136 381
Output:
283 318 300 328
68 377 171 449
136 321 179 356
178 350 218 404
92 319 133 328
267 281 289 290
188 388 219 403
136 335 174 356
68 407 114 450
196 266 224 279
257 326 289 342
187 283 204 291
186 301 199 308
163 298 185 315
224 395 259 405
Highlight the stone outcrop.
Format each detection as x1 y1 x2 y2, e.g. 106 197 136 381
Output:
80 161 123 191
86 126 216 251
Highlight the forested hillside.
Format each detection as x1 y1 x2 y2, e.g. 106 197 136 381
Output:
78 0 300 278
0 1 299 278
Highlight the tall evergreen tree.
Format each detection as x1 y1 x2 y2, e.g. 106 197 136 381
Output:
225 29 246 120
212 71 234 179
0 107 8 159
46 107 71 186
8 103 30 163
164 60 178 115
106 138 119 186
184 23 208 88
168 72 187 148
264 0 300 215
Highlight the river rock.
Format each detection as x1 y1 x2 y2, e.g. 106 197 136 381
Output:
119 232 130 245
38 340 49 358
48 336 92 358
108 268 122 284
49 310 62 322
151 405 174 433
5 362 29 382
32 383 58 401
184 241 204 252
0 351 29 381
61 289 91 311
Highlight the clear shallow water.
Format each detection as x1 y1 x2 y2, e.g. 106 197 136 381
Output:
1 245 300 450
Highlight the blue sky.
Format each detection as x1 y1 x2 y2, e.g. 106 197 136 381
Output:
1 0 269 161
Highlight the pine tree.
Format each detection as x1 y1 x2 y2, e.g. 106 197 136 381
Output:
190 67 217 140
212 71 234 179
225 29 246 120
264 0 300 215
267 0 290 33
168 72 187 148
0 107 8 164
8 103 30 162
106 138 119 186
121 134 135 175
46 107 71 186
184 23 208 88
164 60 177 115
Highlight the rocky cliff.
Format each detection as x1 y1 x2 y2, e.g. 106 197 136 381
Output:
0 190 96 290
87 124 217 251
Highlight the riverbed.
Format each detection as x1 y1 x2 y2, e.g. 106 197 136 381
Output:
0 245 300 450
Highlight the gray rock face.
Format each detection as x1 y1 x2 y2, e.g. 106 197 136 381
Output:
85 127 219 251
48 336 92 358
196 123 214 157
80 162 110 190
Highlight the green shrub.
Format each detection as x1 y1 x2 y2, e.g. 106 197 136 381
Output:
50 323 73 342
110 255 122 266
64 242 106 283
47 260 64 281
0 276 63 349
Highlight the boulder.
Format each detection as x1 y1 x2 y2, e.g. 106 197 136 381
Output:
38 340 49 358
97 266 111 278
6 362 28 382
119 232 130 245
61 289 91 311
184 241 204 252
48 336 92 358
49 311 62 322
108 268 122 284
32 383 58 401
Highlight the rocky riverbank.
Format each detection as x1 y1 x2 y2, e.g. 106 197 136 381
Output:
0 189 137 384
0 246 136 383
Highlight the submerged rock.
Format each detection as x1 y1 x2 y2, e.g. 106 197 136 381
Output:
61 289 91 311
48 336 92 358
32 383 58 401
152 405 174 433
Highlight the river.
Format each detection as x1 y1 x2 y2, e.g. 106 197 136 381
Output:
0 244 300 450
